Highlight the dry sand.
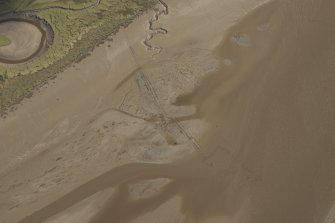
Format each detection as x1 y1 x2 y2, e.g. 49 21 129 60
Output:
0 0 335 222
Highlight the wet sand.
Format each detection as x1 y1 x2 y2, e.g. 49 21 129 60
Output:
1 0 335 222
16 0 335 222
184 0 335 222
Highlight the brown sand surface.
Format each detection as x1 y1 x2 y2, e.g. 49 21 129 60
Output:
1 0 335 222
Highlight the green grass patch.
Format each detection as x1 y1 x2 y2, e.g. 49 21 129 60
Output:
0 35 11 47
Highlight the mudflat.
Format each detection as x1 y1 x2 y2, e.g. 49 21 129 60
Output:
0 0 334 223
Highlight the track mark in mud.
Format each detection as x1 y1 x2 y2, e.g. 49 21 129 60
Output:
124 42 207 162
143 0 169 56
136 68 204 154
136 62 206 161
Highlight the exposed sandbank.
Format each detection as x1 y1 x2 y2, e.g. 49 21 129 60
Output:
1 0 335 223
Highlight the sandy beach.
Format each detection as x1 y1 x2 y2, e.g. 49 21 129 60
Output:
0 0 335 222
